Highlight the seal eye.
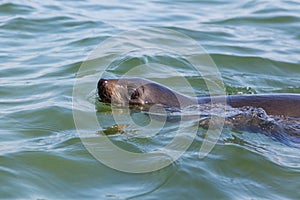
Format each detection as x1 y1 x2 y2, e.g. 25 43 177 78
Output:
130 89 139 100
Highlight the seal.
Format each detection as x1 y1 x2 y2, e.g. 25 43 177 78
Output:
98 78 300 118
97 78 300 147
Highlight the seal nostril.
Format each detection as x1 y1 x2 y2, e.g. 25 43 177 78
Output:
98 79 109 90
99 78 107 85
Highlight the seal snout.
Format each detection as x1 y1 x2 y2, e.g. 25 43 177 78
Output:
98 78 112 103
98 78 108 88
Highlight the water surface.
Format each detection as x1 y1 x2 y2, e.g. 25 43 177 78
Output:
1 0 300 199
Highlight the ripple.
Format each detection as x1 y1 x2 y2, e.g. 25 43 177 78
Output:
0 130 77 156
0 3 34 15
214 15 300 25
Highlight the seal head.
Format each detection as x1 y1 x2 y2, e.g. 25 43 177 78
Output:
98 78 195 108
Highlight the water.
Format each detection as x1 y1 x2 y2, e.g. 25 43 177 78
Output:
1 0 300 199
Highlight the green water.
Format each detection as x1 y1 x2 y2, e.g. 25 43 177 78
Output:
1 0 300 199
